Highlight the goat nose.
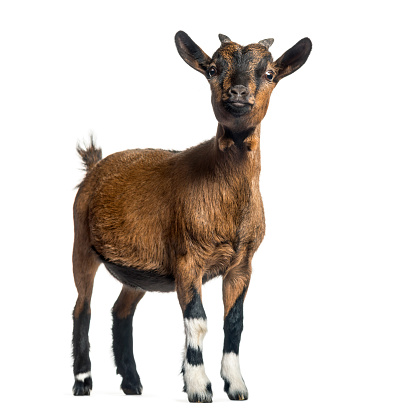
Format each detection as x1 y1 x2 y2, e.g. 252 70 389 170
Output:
229 85 248 97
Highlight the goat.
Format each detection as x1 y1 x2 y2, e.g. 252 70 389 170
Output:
72 31 312 402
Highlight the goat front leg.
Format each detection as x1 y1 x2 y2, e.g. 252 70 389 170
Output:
177 276 212 403
221 261 251 401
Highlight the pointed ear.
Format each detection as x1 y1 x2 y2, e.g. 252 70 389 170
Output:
175 31 212 77
274 38 312 82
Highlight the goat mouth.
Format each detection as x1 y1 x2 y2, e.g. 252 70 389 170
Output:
230 102 248 108
224 101 253 116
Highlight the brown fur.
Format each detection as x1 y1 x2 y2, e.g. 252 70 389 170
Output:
113 286 145 319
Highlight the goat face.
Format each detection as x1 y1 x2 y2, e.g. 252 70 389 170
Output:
175 31 312 133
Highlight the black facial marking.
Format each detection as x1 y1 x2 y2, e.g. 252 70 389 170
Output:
230 51 251 87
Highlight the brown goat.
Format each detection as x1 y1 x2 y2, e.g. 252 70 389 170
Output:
72 31 312 402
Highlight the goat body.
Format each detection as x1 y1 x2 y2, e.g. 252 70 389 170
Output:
71 31 311 402
76 137 264 294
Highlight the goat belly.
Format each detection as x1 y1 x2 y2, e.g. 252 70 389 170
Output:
100 256 176 293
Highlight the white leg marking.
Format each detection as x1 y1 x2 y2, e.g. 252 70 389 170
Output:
75 371 91 382
184 318 207 349
221 353 248 395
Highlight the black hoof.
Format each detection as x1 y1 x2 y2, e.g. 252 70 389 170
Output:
121 378 143 395
73 377 93 396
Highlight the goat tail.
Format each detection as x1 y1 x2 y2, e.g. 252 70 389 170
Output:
77 135 102 173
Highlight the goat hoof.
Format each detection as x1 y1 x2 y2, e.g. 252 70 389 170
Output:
72 377 93 396
121 380 143 395
223 379 248 401
228 392 248 401
188 393 213 403
186 383 213 403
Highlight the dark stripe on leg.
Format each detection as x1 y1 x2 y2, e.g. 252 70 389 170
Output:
72 301 92 396
183 289 206 319
221 289 249 400
223 290 245 354
186 346 203 366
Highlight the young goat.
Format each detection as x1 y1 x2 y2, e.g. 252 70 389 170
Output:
72 31 312 402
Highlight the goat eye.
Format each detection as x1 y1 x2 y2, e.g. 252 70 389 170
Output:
208 66 217 78
265 70 274 81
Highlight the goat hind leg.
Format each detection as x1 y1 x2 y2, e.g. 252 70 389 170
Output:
72 245 100 396
112 286 145 395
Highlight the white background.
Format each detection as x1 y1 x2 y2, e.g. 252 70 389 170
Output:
1 1 411 417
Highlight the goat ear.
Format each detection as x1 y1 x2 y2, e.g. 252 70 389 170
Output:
175 31 212 77
273 38 312 82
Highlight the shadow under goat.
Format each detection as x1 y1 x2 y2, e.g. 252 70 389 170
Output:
71 31 312 402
